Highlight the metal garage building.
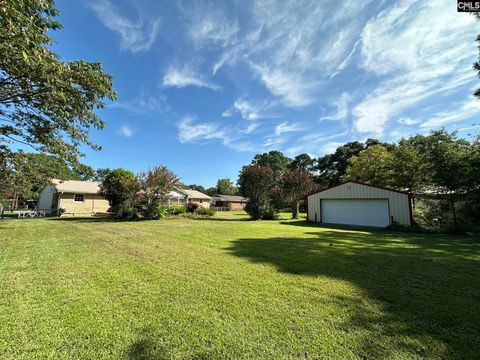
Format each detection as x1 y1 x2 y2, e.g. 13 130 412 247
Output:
307 181 413 227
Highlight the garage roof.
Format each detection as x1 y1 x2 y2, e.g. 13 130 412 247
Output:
308 180 409 198
51 179 101 194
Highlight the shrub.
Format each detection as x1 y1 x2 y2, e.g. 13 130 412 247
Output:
167 205 186 215
187 202 199 213
156 206 168 219
261 207 279 220
156 205 187 219
117 207 140 220
194 207 216 217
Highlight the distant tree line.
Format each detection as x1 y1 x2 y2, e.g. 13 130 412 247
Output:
236 130 480 228
238 150 316 220
0 151 93 209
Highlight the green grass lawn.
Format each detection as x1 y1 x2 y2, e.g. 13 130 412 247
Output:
1 212 479 359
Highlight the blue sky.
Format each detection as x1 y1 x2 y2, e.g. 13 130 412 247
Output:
52 0 479 187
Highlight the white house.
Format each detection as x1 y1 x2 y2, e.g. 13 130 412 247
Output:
166 188 211 208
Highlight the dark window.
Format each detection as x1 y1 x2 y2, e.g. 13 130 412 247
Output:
74 194 85 202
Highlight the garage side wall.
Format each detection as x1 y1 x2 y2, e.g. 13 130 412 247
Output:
37 185 55 211
307 182 411 226
59 193 110 215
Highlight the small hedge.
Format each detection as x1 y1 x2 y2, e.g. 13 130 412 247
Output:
194 207 216 217
157 205 187 218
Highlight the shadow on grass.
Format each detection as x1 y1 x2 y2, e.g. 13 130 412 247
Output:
280 219 378 231
226 230 480 358
48 217 117 223
125 328 169 360
195 217 251 222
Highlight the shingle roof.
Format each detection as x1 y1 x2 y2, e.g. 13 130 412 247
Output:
214 195 248 202
51 179 101 194
178 188 211 199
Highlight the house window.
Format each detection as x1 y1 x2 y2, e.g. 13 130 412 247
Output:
74 194 85 202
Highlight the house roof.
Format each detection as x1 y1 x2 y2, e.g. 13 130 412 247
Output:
213 195 248 202
167 190 187 199
178 188 211 199
307 180 410 198
51 179 101 194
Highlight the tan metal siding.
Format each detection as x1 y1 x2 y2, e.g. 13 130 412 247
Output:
307 196 321 222
59 193 110 215
307 182 411 226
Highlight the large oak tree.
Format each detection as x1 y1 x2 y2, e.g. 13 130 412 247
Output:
0 1 116 164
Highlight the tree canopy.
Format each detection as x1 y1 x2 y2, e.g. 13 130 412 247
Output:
216 178 237 195
0 151 91 208
252 151 291 183
281 170 316 219
0 1 116 164
238 165 276 220
316 141 365 187
100 169 139 216
289 153 315 172
345 145 395 187
138 166 179 220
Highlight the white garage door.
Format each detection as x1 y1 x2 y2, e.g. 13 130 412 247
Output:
321 199 390 227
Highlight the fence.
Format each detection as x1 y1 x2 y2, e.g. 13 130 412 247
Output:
0 208 62 219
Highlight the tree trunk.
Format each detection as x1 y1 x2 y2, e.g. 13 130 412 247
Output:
451 199 458 231
292 201 299 219
12 191 17 210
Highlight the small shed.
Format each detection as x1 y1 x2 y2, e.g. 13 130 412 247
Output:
307 181 413 227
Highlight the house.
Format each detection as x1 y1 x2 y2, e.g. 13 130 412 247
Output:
166 188 211 208
307 181 413 227
37 179 110 215
212 195 248 210
166 189 188 206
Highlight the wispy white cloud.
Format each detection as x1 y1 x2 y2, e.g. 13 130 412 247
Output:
179 1 239 48
177 116 224 143
284 131 349 156
224 98 275 120
177 116 259 152
177 0 372 108
274 121 303 136
398 117 421 126
212 26 263 75
353 0 477 134
250 64 317 107
321 141 346 155
111 91 169 115
117 125 134 138
242 123 260 134
162 65 220 90
420 97 480 129
263 136 287 148
89 0 160 53
330 39 360 79
320 92 351 121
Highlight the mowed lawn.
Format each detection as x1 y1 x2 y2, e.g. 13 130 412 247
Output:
1 212 479 359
